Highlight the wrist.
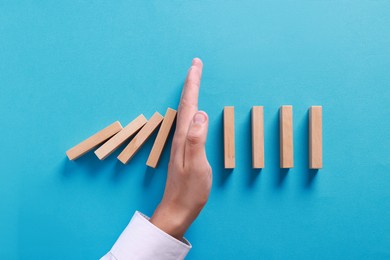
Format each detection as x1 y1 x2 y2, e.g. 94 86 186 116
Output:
150 202 194 240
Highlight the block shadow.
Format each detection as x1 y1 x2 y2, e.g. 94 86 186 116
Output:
271 109 289 188
244 110 262 188
215 110 233 187
277 168 289 187
111 128 160 183
299 109 319 189
306 169 318 188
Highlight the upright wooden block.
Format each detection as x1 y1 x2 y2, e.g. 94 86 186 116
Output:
309 106 322 169
280 106 294 168
146 108 177 168
252 106 264 169
118 112 164 164
66 121 123 160
224 106 235 169
94 114 147 160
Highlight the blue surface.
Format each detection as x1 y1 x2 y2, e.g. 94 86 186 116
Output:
1 1 390 259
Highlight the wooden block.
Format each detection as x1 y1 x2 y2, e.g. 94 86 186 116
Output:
146 108 177 168
280 106 294 168
224 106 235 169
118 112 164 164
309 106 323 169
252 106 264 169
94 114 147 160
66 121 123 160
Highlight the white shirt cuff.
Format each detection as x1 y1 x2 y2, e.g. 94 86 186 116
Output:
101 211 191 260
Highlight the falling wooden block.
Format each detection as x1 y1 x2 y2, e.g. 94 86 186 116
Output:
252 106 264 169
118 112 164 164
280 106 294 168
94 114 147 160
66 121 123 160
309 106 322 169
224 106 235 169
146 108 177 168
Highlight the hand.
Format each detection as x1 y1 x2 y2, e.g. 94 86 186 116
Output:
150 58 212 240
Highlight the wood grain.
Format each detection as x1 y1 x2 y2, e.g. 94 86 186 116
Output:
66 121 123 160
252 106 264 168
224 106 235 169
280 106 294 168
118 112 163 164
309 106 323 169
95 114 147 160
146 108 177 168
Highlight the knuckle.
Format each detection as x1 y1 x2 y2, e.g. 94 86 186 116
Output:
179 98 197 110
199 164 212 178
186 132 202 146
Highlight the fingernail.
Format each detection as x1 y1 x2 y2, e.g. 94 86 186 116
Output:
192 57 201 66
193 112 207 125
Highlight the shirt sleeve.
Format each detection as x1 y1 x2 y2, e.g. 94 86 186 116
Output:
100 211 191 260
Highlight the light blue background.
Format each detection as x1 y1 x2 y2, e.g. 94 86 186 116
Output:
1 1 389 259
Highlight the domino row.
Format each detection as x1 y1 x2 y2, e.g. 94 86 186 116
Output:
66 108 177 168
66 105 322 170
224 106 322 170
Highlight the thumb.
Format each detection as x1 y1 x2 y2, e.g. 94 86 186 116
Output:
184 111 209 166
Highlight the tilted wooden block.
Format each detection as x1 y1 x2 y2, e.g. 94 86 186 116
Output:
146 108 177 168
252 106 264 169
66 121 123 160
94 114 147 160
118 112 164 164
280 106 294 168
309 106 323 169
224 106 235 169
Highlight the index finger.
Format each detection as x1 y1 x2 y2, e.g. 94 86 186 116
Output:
171 58 203 163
